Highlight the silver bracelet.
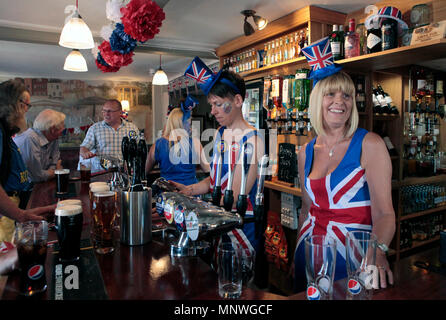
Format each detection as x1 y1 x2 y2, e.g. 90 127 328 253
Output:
377 243 389 254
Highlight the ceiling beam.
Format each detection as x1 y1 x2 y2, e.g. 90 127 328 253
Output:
0 25 217 59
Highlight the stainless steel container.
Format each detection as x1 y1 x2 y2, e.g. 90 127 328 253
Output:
120 188 152 245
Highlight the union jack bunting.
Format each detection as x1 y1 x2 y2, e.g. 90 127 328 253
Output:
184 56 212 84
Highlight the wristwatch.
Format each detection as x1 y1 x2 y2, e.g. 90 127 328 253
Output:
377 243 389 254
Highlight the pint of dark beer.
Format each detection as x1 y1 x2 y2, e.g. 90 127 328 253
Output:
55 169 70 194
55 204 83 261
15 221 48 296
92 191 117 254
80 163 91 182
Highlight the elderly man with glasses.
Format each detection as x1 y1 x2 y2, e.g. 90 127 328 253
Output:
13 108 65 183
79 99 139 173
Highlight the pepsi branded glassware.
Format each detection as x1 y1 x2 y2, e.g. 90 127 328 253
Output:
345 231 378 300
15 221 49 296
304 235 336 300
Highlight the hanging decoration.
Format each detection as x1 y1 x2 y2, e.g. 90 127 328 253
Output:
94 0 165 73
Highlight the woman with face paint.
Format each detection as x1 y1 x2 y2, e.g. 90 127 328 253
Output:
171 62 265 256
292 71 396 293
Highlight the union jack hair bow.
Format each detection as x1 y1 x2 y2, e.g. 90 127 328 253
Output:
301 37 343 86
184 56 240 96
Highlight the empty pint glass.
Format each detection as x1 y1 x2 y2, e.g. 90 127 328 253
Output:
346 231 378 300
92 191 117 254
55 169 70 194
305 235 336 300
218 242 242 299
55 204 83 261
14 221 48 296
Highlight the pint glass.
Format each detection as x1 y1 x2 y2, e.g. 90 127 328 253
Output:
14 221 48 296
80 162 91 182
345 231 378 300
55 169 70 194
305 235 336 300
92 191 117 254
55 204 83 261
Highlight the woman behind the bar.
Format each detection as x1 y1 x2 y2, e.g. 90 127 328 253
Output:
170 59 265 255
145 107 209 185
293 71 395 292
0 80 55 242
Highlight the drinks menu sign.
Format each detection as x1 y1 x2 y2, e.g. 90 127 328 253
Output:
410 20 446 45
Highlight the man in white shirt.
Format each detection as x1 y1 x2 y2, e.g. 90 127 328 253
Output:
13 109 65 182
79 99 139 173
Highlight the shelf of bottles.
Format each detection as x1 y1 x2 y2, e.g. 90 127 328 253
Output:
263 69 312 136
403 66 446 179
223 26 309 75
399 214 444 252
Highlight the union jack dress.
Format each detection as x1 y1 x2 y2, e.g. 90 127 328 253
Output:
293 128 372 291
210 126 259 260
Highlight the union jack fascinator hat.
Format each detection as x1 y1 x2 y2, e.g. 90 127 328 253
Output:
301 36 343 86
184 56 240 96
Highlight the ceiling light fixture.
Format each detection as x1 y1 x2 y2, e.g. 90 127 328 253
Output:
59 0 94 49
241 10 268 36
152 55 169 86
63 49 88 72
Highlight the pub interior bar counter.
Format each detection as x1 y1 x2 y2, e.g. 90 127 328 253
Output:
1 175 445 300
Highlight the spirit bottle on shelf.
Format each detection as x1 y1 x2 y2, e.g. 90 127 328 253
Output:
344 19 360 59
330 24 343 60
366 19 382 53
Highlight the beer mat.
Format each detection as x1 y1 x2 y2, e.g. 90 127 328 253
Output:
55 182 77 198
50 239 108 300
414 261 446 277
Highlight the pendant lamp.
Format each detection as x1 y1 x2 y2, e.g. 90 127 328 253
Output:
59 1 94 49
63 49 88 72
152 55 169 85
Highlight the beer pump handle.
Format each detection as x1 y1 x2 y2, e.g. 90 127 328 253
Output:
236 142 253 218
138 137 148 181
223 141 237 212
254 155 269 237
212 145 223 206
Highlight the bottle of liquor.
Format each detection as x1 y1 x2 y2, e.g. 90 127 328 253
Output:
278 37 284 63
367 19 382 53
356 23 367 56
299 30 306 56
381 18 398 51
283 36 289 61
330 24 343 60
344 19 360 59
377 85 398 115
294 32 300 58
355 77 366 112
338 25 345 58
372 87 385 114
289 33 295 60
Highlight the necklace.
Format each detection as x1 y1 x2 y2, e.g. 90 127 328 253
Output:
326 136 345 157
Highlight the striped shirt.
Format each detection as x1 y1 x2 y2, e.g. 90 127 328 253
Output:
80 120 139 172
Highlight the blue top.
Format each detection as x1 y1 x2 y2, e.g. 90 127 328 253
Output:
154 137 198 186
0 129 31 192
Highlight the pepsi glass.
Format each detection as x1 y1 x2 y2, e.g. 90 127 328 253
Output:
55 204 83 261
304 235 336 300
15 221 48 296
345 231 378 300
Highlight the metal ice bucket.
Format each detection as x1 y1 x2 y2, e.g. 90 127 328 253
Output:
120 188 152 245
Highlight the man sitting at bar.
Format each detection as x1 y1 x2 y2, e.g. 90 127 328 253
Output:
13 109 65 183
78 99 139 173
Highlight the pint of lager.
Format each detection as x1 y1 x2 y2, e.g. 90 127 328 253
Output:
55 204 83 261
92 191 117 254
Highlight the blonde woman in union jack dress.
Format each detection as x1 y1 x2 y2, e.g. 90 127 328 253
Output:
293 71 395 293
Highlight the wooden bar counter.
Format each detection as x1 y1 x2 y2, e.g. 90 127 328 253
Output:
0 174 284 300
1 174 445 301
